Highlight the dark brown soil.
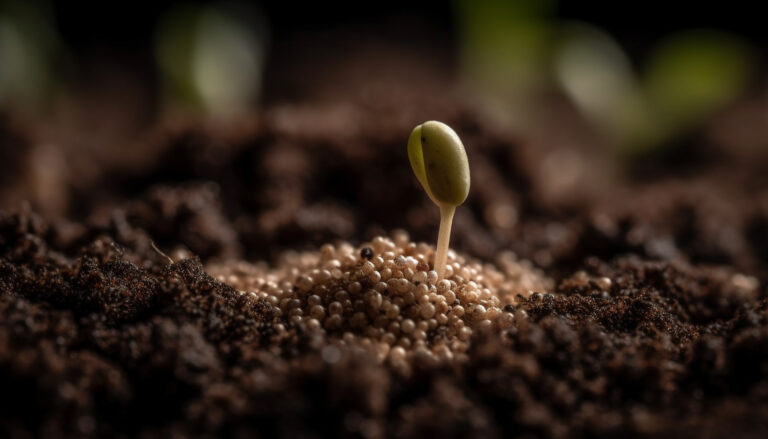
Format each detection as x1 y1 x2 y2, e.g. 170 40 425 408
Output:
2 40 768 438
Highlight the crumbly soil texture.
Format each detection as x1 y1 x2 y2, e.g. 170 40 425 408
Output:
3 47 768 438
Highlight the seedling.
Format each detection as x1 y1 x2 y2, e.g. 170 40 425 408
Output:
408 121 470 280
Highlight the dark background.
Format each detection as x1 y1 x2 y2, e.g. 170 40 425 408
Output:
53 1 768 56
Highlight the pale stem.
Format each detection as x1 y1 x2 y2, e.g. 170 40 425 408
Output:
434 204 456 280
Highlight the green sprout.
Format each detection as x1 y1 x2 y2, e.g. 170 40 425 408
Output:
408 121 470 280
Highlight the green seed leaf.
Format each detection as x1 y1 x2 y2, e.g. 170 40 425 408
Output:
408 121 470 207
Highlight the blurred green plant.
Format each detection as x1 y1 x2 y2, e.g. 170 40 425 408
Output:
455 0 756 153
0 0 62 111
556 27 754 152
554 22 652 149
155 1 268 118
642 30 754 146
454 0 555 122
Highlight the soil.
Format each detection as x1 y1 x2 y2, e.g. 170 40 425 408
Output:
2 36 768 438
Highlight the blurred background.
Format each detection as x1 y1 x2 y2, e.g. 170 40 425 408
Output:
2 0 768 276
